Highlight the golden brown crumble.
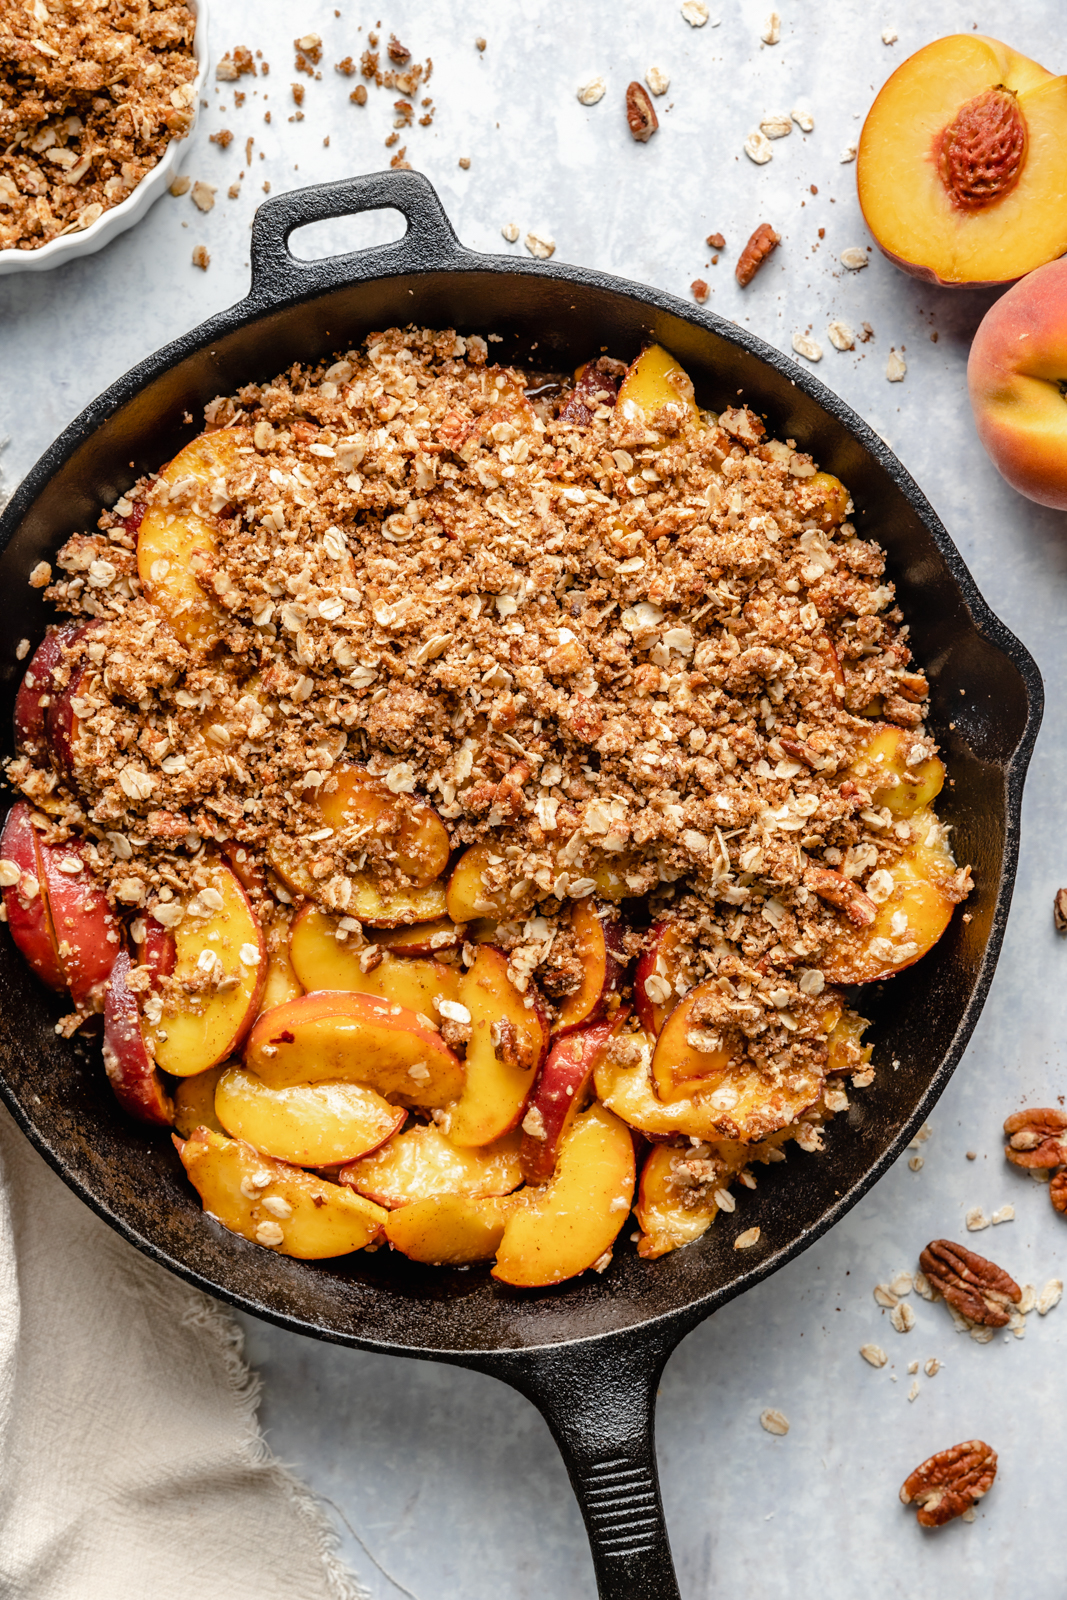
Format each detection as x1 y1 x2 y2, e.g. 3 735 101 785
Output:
13 326 956 1073
0 0 197 251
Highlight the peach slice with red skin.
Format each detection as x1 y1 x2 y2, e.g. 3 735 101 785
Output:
491 1103 636 1288
857 35 1067 287
176 1125 387 1259
214 1066 405 1166
820 808 961 985
968 256 1067 510
634 920 696 1036
446 946 550 1148
520 1016 622 1186
554 899 625 1035
134 916 176 985
147 858 267 1077
0 803 65 991
14 621 96 766
102 951 174 1126
288 904 460 1013
371 918 463 957
136 427 246 649
37 832 121 1010
339 1122 522 1208
384 1192 523 1266
245 990 465 1110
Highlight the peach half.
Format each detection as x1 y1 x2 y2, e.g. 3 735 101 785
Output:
968 255 1067 509
857 35 1067 286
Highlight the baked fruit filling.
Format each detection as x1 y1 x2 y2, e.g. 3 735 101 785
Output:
1 329 971 1285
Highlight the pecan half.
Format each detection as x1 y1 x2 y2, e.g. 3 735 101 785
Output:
1055 887 1067 933
900 1440 997 1528
919 1238 1021 1327
1004 1106 1067 1168
735 223 780 287
1051 1171 1067 1214
804 866 877 927
625 81 658 142
559 356 626 425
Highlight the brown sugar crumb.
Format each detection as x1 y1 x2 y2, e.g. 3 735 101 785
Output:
191 243 210 269
706 232 726 251
350 85 368 106
458 156 471 170
0 1 198 252
292 84 306 107
336 56 356 76
216 47 256 83
384 132 399 148
388 35 412 65
210 130 234 149
390 147 411 169
227 182 241 200
294 34 323 75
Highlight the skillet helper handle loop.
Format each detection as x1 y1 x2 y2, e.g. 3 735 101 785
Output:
248 170 466 303
502 1326 684 1600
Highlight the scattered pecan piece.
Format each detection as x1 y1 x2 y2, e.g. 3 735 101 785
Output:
779 737 820 769
706 231 726 251
626 81 658 142
900 1440 997 1528
803 866 876 927
1051 1171 1067 1214
1004 1106 1067 1168
691 278 710 304
919 1238 1021 1327
1054 887 1067 933
387 33 411 64
735 223 780 287
559 357 626 425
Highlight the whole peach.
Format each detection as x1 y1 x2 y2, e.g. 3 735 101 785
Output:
968 256 1067 509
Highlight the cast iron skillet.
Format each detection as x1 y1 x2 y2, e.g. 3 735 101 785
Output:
0 172 1043 1599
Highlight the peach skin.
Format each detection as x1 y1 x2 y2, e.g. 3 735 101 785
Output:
968 256 1067 509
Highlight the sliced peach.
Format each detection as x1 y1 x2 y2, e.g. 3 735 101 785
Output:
14 621 95 765
826 1009 872 1076
147 858 267 1077
445 842 514 922
857 35 1067 287
555 899 625 1034
173 1066 227 1138
0 803 65 991
259 937 304 1014
372 918 464 957
793 471 850 529
491 1103 635 1288
245 990 465 1109
446 946 550 1148
288 904 460 1012
137 427 246 648
348 875 448 927
339 1122 521 1208
214 1066 405 1166
821 809 960 985
37 832 121 1010
597 1029 821 1144
102 950 173 1126
847 724 944 816
134 915 177 985
384 1192 521 1266
635 1143 731 1260
634 919 696 1035
614 344 701 438
520 1017 621 1185
176 1125 386 1259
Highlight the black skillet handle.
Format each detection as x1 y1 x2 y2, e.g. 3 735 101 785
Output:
248 170 469 304
496 1321 687 1600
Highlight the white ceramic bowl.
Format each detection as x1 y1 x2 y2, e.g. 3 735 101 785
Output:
0 0 208 276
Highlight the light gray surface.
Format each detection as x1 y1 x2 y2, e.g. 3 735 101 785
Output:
2 2 1065 1596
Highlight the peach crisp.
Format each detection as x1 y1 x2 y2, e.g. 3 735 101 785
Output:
1 330 971 1284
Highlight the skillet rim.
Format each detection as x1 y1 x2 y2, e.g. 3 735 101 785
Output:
0 174 1044 1360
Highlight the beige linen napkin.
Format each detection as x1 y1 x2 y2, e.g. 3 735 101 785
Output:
0 1106 367 1600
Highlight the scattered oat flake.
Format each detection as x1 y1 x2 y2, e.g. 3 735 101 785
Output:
908 1380 920 1401
681 0 709 24
891 1302 916 1333
924 1357 941 1376
860 1342 887 1367
792 332 823 362
914 1271 935 1302
909 1155 924 1172
29 561 51 588
501 223 519 243
191 244 210 270
191 181 216 213
169 174 192 197
760 1408 789 1435
525 231 555 260
840 142 858 163
646 67 670 96
965 1206 991 1231
840 247 869 270
760 112 792 139
1038 1278 1063 1315
791 107 814 132
907 1360 919 1375
744 130 774 164
827 320 855 351
761 11 781 44
991 1205 1014 1225
874 1284 898 1309
577 77 606 106
882 27 898 43
886 349 907 382
734 1226 761 1249
890 1271 914 1297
